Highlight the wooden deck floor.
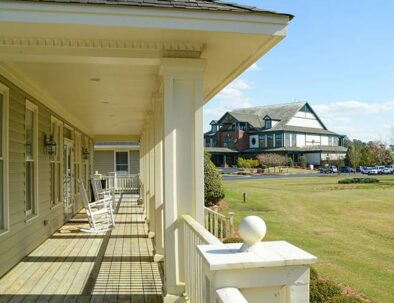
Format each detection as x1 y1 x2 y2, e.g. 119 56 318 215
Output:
0 194 163 303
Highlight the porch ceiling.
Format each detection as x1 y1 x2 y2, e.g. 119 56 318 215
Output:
0 1 291 138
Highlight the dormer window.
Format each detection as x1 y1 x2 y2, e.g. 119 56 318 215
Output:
265 119 272 129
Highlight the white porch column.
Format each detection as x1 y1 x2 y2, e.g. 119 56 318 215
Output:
148 114 156 237
153 95 165 258
160 58 206 296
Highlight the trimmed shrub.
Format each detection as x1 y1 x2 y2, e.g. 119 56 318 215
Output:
325 295 363 303
310 279 342 303
237 157 259 168
310 266 319 281
287 157 294 167
223 237 243 243
300 155 307 168
204 152 224 206
338 178 379 184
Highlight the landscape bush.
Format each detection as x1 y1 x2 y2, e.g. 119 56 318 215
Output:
204 152 224 206
300 155 308 168
310 279 342 303
338 178 379 184
310 266 319 281
236 157 259 168
325 295 363 303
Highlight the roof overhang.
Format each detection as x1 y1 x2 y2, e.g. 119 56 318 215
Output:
0 1 292 137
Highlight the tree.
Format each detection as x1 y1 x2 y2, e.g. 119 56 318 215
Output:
257 153 287 167
346 139 364 170
204 152 224 206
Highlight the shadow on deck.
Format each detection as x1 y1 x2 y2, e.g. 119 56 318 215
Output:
0 194 163 303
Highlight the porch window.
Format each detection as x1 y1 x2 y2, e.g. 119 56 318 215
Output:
50 117 63 206
259 134 265 148
0 85 9 233
25 101 38 219
275 133 283 147
267 134 274 148
291 133 297 147
115 151 129 175
284 133 290 147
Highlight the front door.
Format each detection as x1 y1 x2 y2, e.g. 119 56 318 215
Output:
63 140 74 222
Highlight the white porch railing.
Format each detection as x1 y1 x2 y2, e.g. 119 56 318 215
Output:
98 173 140 193
204 207 234 240
182 214 222 303
216 288 247 303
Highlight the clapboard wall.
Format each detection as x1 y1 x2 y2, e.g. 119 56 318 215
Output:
0 74 92 278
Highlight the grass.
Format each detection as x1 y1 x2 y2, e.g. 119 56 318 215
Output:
221 176 394 303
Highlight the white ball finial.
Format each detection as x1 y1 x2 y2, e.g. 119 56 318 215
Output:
239 216 266 252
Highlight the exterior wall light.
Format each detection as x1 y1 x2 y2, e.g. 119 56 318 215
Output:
82 148 90 160
44 134 57 156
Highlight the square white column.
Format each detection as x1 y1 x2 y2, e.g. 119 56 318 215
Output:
160 58 206 296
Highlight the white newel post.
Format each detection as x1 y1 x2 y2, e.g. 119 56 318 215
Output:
161 58 206 297
153 96 165 258
199 216 317 303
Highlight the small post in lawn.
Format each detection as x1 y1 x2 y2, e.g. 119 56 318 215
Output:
228 212 235 237
243 192 247 203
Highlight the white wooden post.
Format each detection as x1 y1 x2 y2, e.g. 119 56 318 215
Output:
199 216 317 303
161 58 206 297
148 114 156 238
153 95 165 259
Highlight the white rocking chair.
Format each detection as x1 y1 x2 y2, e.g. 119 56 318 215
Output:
91 178 116 208
78 179 115 233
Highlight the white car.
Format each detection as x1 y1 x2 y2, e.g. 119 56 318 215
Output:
383 166 394 174
367 167 379 175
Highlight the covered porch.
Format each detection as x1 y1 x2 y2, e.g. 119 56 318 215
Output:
0 194 163 302
0 1 322 303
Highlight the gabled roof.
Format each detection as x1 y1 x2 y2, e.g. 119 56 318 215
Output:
229 112 263 128
232 102 305 129
22 0 294 19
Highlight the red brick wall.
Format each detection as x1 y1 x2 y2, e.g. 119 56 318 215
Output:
217 130 249 151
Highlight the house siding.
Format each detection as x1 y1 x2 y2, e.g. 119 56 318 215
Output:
0 75 91 278
129 150 140 174
94 151 114 175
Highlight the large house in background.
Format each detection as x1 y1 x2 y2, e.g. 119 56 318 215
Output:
205 102 347 167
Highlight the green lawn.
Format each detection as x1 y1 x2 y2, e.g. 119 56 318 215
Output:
221 176 394 303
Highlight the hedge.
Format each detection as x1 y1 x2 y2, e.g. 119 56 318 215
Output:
338 178 379 184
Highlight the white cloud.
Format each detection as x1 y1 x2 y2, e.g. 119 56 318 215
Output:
247 63 261 71
313 100 394 142
204 78 254 128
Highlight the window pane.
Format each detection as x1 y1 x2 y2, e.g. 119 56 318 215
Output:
267 134 273 148
116 152 128 165
26 162 34 213
25 109 34 160
275 133 282 147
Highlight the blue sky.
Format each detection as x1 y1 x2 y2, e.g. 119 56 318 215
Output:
204 0 394 143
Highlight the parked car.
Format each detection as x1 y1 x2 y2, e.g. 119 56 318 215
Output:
320 166 338 174
383 166 394 174
340 166 354 173
359 166 370 174
367 167 379 175
376 166 386 174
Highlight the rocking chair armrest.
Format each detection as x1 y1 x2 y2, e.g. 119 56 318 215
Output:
90 197 113 207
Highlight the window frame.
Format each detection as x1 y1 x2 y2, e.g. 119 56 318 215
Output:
0 83 9 235
50 116 63 208
114 150 129 175
25 100 39 221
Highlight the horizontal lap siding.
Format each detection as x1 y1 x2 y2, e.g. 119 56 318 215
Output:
129 150 140 174
94 151 114 175
0 75 89 277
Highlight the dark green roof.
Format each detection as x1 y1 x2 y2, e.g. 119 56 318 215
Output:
205 147 238 154
243 145 347 153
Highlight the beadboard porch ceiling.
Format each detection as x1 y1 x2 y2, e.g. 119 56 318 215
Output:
0 1 291 139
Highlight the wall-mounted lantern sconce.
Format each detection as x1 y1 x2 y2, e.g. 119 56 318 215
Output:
82 148 90 160
44 134 57 156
